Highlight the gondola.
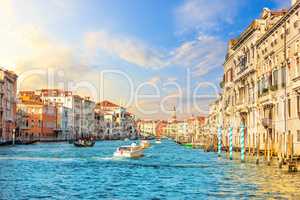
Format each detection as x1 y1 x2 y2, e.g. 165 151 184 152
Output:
73 139 95 147
15 140 39 145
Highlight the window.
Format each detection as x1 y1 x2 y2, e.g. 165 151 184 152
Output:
288 98 291 118
298 95 300 118
281 67 286 87
298 131 300 142
297 57 300 76
258 80 261 96
273 70 278 87
295 20 300 28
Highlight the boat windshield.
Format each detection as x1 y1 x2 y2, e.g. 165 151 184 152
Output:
119 147 131 151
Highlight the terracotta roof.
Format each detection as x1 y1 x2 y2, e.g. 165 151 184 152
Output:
38 89 72 97
270 9 288 16
97 100 119 108
19 100 43 106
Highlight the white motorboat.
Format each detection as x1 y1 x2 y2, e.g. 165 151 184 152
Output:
140 140 151 149
155 139 161 144
113 143 144 158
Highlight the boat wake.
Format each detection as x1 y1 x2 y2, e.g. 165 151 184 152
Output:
0 156 75 162
91 156 120 161
112 162 209 169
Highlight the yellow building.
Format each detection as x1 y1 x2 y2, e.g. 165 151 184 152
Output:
209 0 300 158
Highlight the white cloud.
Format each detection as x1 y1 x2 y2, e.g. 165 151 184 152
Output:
147 76 161 85
175 0 242 33
85 31 168 69
171 34 226 77
0 0 226 119
85 31 225 77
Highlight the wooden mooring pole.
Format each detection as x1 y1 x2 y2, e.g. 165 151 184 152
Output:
256 133 260 165
240 124 245 163
218 127 222 157
229 127 233 160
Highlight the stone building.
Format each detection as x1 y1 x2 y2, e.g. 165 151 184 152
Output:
17 96 58 141
81 97 95 136
0 68 17 144
256 1 300 156
38 89 87 138
95 100 137 139
209 0 300 158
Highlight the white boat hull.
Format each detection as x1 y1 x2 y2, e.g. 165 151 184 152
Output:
113 149 144 158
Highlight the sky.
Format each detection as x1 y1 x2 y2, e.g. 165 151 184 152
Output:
0 0 291 120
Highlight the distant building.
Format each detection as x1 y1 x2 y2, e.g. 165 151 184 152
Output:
138 120 157 136
17 97 58 141
95 100 137 139
37 89 95 138
81 97 95 136
0 68 17 144
56 103 71 140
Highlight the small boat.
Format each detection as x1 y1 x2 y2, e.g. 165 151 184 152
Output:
140 140 151 149
15 140 39 145
182 143 193 148
113 143 144 158
74 139 95 147
155 139 161 144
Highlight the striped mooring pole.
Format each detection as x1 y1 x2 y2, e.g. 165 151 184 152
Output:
229 127 233 160
218 127 222 157
240 123 245 163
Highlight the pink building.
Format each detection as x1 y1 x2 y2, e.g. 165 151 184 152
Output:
0 68 17 144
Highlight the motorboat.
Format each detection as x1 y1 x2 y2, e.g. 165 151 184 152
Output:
155 139 161 144
74 139 95 147
113 143 144 158
182 143 193 148
140 140 151 149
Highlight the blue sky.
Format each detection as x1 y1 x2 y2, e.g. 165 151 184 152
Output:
0 0 290 119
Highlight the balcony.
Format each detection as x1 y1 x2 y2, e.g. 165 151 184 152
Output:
270 84 278 91
224 81 234 89
261 118 272 129
258 88 269 98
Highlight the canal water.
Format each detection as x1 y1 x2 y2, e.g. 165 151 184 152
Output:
0 140 300 199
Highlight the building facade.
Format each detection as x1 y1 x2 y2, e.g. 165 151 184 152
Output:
94 100 137 139
0 68 17 144
209 0 300 158
17 101 58 141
